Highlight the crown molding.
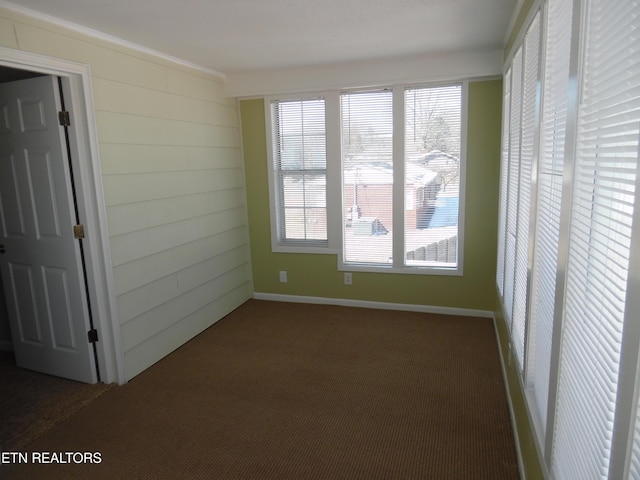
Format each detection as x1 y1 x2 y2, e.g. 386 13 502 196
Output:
0 0 225 79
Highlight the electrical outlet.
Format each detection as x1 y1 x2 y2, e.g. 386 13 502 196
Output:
344 272 352 285
279 271 288 283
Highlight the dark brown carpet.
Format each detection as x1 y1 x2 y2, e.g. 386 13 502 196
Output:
0 351 113 452
2 300 519 479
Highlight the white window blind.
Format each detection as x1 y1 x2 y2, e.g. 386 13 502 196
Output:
497 68 512 296
404 85 461 267
512 12 541 371
526 0 573 433
341 90 394 265
632 391 640 479
614 0 640 477
270 99 327 246
551 0 640 476
503 47 523 327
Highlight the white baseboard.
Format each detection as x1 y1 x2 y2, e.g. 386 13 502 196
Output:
492 316 527 480
252 292 494 318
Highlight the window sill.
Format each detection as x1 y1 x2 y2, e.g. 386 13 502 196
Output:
272 245 339 255
337 262 463 276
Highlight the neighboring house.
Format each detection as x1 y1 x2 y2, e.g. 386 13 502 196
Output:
343 158 459 264
343 155 459 230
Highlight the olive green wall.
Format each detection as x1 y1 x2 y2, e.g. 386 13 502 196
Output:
241 80 502 311
505 0 539 59
494 292 545 479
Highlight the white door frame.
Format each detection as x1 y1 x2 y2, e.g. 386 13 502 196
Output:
0 46 126 385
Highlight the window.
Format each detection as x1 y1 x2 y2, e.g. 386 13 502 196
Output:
497 9 541 373
267 98 327 250
341 90 394 265
527 0 573 438
497 67 511 297
503 46 522 349
404 85 462 268
339 85 464 272
266 83 465 274
514 12 540 369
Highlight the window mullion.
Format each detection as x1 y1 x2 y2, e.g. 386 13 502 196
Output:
325 92 341 252
392 86 405 268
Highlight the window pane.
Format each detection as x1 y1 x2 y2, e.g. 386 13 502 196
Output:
281 173 327 240
527 0 573 435
497 68 512 296
512 11 541 373
283 208 327 240
404 84 461 267
504 47 523 329
271 98 327 244
341 91 393 265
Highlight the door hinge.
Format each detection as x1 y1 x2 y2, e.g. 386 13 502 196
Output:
73 224 85 239
87 328 98 343
58 110 71 126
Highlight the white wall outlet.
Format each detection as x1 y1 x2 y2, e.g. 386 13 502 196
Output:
344 272 352 285
279 271 288 283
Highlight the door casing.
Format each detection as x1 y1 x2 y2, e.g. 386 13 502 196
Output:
0 46 125 385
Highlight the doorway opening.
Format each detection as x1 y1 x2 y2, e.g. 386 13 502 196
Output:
0 47 125 385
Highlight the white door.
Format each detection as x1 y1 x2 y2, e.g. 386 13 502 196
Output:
0 75 97 383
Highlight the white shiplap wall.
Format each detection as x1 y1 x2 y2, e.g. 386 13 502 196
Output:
0 7 252 380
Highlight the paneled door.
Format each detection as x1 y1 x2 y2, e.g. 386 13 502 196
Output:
0 75 97 383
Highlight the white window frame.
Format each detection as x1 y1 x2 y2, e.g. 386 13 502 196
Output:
337 82 467 276
265 94 337 254
265 81 468 277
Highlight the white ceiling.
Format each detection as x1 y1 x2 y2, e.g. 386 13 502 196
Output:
3 0 518 74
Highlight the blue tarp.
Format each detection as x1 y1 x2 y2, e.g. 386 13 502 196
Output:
428 196 459 228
